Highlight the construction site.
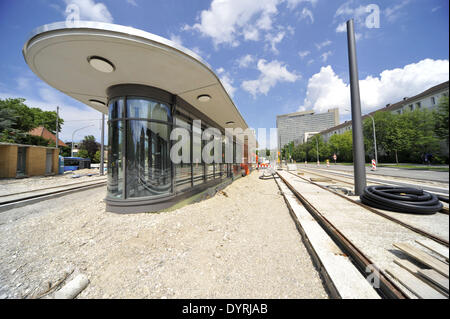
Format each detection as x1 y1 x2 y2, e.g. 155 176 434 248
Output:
0 162 448 299
0 1 449 304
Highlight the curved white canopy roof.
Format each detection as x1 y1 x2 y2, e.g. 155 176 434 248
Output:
22 21 251 133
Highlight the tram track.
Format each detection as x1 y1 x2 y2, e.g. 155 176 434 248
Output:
303 166 449 196
0 180 107 213
297 168 449 215
284 169 448 247
276 170 408 299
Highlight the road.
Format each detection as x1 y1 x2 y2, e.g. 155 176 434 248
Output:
294 163 449 183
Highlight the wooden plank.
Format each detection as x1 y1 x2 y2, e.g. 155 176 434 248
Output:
276 177 380 299
418 269 449 293
394 258 422 275
394 243 449 278
386 267 447 299
395 259 449 296
416 239 449 262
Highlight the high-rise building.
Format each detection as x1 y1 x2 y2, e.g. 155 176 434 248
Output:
276 108 339 149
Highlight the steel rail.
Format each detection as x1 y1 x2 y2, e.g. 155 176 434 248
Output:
304 167 449 195
0 181 106 213
298 168 449 216
277 171 407 299
0 178 106 198
286 170 449 247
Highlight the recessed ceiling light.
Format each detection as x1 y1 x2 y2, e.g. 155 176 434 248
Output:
225 121 235 125
88 56 115 73
197 94 211 102
89 99 106 107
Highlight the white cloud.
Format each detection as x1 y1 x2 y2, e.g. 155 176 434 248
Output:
64 0 113 23
126 0 138 6
237 54 255 68
384 0 410 22
286 0 318 9
334 1 371 33
315 39 332 50
320 51 332 63
241 59 300 97
431 6 441 13
336 22 346 33
220 74 237 98
298 50 310 59
169 33 183 46
184 0 280 47
265 31 285 54
298 59 450 116
300 7 314 24
243 26 260 41
215 68 236 97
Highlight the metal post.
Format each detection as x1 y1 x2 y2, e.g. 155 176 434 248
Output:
100 114 105 175
346 19 367 195
368 114 378 165
71 125 94 157
316 136 319 165
55 106 59 153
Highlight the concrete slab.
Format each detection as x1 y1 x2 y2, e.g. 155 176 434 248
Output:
278 170 449 298
275 177 380 299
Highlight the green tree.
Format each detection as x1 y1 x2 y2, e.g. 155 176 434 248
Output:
328 130 353 162
434 96 449 145
79 135 100 161
93 150 101 163
0 98 64 144
400 108 440 163
77 149 89 159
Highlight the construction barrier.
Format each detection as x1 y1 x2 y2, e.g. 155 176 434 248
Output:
371 159 376 171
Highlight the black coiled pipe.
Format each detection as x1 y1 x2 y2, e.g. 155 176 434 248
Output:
360 186 443 214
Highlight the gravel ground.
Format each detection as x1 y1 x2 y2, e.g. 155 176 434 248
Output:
0 172 328 299
0 169 105 196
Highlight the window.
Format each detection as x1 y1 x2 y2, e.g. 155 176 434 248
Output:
193 124 204 186
409 104 413 111
107 98 125 198
174 117 192 192
125 120 171 199
107 96 172 199
431 97 436 105
416 102 421 109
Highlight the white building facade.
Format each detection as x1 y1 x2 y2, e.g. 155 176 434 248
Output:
320 81 449 142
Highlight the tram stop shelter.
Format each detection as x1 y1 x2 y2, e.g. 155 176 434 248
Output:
23 21 257 213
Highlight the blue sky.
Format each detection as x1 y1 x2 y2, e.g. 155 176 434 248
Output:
0 0 449 145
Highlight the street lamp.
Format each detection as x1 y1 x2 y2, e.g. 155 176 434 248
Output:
315 135 320 166
366 113 378 166
344 108 378 166
71 125 94 157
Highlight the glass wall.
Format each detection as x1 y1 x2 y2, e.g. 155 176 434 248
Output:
174 116 192 192
192 124 204 186
107 98 125 198
107 96 172 199
107 88 236 203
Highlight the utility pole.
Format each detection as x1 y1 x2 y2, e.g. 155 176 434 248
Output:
55 106 59 153
346 19 367 195
100 114 105 175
